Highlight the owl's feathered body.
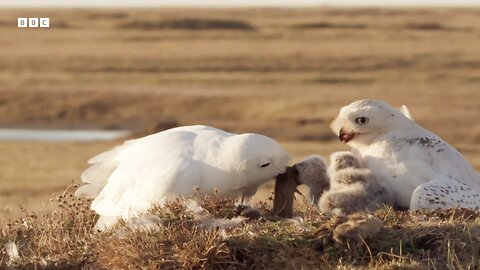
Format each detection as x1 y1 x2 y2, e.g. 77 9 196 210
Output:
76 125 290 228
331 100 480 210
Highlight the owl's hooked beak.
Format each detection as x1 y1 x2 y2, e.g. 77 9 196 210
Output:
339 128 355 143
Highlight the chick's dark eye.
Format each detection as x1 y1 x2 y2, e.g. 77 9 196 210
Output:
260 162 271 168
355 117 369 125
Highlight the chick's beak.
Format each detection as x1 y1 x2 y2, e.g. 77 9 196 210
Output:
339 128 355 143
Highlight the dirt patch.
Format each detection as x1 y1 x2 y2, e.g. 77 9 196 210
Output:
119 18 255 31
404 22 469 31
293 22 367 30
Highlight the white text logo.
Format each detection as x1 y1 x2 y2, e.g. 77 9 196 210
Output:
18 18 50 28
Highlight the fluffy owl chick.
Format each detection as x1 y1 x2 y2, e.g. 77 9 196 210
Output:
333 214 384 244
294 155 330 205
320 152 392 215
328 151 361 189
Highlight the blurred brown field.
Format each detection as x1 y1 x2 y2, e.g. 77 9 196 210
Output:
0 8 479 220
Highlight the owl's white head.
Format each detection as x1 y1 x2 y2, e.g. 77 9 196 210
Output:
222 133 290 184
330 99 414 148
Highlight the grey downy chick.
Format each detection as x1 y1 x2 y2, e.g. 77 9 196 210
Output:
294 155 330 206
320 151 392 215
327 151 361 183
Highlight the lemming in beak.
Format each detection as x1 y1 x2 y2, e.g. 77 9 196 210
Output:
339 128 355 143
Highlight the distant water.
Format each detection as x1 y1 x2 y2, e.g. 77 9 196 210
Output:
0 128 130 142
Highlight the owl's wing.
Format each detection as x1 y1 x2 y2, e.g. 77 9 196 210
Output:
391 135 478 185
410 175 480 210
78 129 203 217
421 139 480 189
75 139 137 198
91 156 197 217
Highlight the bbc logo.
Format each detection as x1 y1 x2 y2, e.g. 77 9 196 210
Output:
18 18 50 28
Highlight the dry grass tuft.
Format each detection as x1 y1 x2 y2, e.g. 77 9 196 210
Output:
2 188 480 269
95 197 243 269
95 226 235 269
0 185 97 269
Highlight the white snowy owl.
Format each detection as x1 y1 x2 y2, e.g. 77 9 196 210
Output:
76 125 290 228
330 99 480 210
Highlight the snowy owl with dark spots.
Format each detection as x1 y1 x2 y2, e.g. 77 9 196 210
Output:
319 151 392 215
331 99 480 210
76 125 290 229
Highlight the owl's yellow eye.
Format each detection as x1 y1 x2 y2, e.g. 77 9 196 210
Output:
355 117 369 125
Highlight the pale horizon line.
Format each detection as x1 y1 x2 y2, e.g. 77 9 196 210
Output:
1 0 480 8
